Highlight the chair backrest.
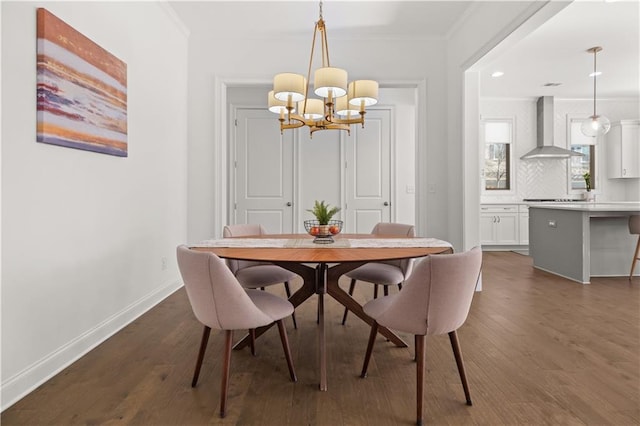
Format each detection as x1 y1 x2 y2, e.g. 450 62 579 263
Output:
371 222 416 278
176 245 273 330
630 215 640 235
373 246 482 336
222 224 269 273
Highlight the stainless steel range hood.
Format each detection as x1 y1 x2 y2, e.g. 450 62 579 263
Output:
520 97 583 159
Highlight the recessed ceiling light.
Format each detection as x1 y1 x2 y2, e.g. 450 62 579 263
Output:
589 71 603 77
491 71 504 78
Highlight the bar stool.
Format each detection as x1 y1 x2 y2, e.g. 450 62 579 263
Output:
630 215 640 280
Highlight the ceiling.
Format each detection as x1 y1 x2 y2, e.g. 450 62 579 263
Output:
477 0 639 99
170 0 640 99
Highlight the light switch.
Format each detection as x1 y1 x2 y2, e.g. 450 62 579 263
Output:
406 185 415 194
548 220 557 228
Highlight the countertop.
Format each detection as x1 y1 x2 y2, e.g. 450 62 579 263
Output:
527 202 640 212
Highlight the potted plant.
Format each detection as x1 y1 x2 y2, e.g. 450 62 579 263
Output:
583 172 595 201
583 172 592 192
305 200 342 241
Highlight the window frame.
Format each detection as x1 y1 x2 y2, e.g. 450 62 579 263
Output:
481 117 515 194
566 114 598 194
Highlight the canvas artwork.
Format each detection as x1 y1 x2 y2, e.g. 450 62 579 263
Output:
36 8 128 157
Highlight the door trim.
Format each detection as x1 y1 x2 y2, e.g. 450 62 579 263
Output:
218 79 425 237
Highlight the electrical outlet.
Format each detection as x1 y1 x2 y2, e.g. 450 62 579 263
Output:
161 257 168 270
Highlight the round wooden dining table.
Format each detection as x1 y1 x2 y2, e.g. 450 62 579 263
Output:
192 233 453 391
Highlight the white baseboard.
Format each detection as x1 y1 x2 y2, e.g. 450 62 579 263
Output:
1 280 183 412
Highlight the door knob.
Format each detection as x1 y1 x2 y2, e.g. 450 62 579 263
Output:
286 202 292 207
383 201 390 206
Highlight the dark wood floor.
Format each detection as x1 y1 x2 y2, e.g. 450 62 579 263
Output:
3 252 639 425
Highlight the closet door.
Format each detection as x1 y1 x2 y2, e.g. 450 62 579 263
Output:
233 108 294 233
344 108 392 233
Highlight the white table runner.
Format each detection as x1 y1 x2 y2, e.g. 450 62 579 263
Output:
192 237 452 249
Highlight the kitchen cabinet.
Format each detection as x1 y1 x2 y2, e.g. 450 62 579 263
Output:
480 204 519 245
519 204 529 245
607 120 639 179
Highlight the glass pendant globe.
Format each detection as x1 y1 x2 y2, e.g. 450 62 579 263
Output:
580 115 611 137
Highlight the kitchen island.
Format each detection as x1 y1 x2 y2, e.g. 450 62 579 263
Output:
529 202 640 284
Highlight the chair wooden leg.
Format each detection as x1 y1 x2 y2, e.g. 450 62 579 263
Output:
630 235 640 280
220 330 233 418
276 319 297 382
284 281 298 329
398 282 403 291
341 279 357 325
249 329 256 356
361 321 379 378
383 286 389 296
415 334 425 426
449 330 472 406
374 285 379 299
192 326 211 387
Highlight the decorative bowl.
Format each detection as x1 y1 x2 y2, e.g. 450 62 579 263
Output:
304 220 343 244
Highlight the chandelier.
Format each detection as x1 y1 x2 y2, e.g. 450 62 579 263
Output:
581 46 610 137
268 1 378 137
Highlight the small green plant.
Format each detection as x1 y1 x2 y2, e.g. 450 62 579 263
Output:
307 200 340 225
583 172 592 191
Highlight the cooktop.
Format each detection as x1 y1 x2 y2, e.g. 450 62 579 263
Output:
523 198 584 202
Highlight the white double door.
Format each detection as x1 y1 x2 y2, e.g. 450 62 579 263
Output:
232 107 392 234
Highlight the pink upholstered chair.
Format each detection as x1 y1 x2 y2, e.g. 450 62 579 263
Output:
629 215 640 280
360 246 482 426
176 245 297 418
342 222 416 325
223 224 299 328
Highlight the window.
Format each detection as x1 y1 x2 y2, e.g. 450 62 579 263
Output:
483 119 512 190
568 118 596 191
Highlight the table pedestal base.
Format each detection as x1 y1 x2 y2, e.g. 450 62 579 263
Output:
233 261 408 391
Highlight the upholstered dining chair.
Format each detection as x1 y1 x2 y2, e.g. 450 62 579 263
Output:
223 224 299 328
360 246 482 426
341 222 416 325
176 245 297 418
629 215 640 280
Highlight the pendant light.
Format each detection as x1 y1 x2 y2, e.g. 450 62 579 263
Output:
581 46 610 137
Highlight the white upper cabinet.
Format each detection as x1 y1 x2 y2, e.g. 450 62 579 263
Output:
607 120 640 179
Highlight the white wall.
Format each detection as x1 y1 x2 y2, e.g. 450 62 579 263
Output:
480 98 640 203
1 1 189 410
447 1 542 251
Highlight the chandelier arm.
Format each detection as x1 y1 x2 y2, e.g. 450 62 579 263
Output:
321 20 330 68
304 22 321 113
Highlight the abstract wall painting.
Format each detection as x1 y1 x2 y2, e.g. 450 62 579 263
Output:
36 8 128 157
